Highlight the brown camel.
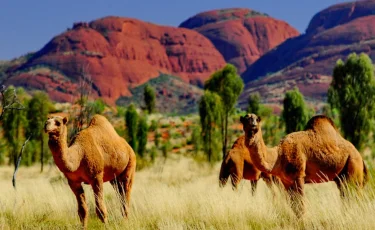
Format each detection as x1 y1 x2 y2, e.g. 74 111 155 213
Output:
44 114 136 228
219 135 280 195
240 113 368 217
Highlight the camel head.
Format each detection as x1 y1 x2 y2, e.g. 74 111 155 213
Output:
240 113 261 137
44 116 69 138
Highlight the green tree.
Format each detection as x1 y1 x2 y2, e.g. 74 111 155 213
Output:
262 115 285 147
137 116 148 158
247 92 260 114
144 84 156 114
149 119 158 132
86 99 106 118
322 104 340 127
161 140 172 160
328 53 375 149
282 87 310 134
199 91 223 162
154 129 161 148
190 126 202 155
258 104 273 118
150 146 157 163
125 104 138 152
0 85 24 121
204 64 244 157
2 87 27 167
26 91 54 172
69 66 96 141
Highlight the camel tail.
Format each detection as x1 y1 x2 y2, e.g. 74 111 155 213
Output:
219 154 231 188
363 160 369 186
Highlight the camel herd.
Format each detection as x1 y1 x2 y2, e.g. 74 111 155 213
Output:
43 113 368 228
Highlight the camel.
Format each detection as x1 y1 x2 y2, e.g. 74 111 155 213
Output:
44 114 136 228
240 113 368 217
219 135 280 195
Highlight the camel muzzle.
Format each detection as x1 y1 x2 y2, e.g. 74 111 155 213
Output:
44 122 53 133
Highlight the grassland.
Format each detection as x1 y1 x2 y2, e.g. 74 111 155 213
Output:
1 154 375 230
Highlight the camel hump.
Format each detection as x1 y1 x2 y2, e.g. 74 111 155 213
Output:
88 114 110 127
86 114 118 137
304 115 337 132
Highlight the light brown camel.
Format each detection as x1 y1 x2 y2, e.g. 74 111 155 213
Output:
240 113 368 217
219 135 280 195
44 114 136 228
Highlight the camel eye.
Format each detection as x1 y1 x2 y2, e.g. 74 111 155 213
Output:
55 121 61 126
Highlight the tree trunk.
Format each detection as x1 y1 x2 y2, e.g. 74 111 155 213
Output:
12 148 17 169
208 130 212 162
222 114 228 158
221 115 225 157
40 136 44 173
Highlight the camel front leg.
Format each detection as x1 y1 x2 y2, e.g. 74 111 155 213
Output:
263 176 278 199
250 180 258 195
92 174 108 223
68 180 88 228
230 173 242 191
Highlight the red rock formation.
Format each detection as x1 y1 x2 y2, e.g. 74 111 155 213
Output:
10 16 226 104
240 0 375 110
179 8 299 74
306 0 375 34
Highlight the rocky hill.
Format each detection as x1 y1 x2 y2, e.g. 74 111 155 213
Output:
179 8 299 74
4 1 375 114
5 16 226 105
240 0 375 109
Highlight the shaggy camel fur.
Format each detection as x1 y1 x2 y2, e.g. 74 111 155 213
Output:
240 113 368 217
219 136 280 194
44 114 136 228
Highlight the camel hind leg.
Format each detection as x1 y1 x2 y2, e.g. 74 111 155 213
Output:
284 177 305 219
283 160 306 218
111 160 136 218
334 156 366 198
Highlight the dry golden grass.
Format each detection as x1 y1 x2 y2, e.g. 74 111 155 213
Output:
1 155 375 229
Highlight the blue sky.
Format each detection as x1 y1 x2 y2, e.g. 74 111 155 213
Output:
0 0 350 60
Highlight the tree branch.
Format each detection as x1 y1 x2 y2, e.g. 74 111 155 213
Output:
0 85 24 121
12 135 32 190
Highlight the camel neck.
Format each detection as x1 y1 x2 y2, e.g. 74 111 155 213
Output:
48 128 82 173
245 129 278 174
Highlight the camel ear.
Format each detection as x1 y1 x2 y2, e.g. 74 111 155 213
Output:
63 117 68 125
240 116 245 123
257 116 261 122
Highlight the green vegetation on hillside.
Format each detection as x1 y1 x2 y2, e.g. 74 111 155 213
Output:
116 74 203 115
143 84 156 114
1 51 375 171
